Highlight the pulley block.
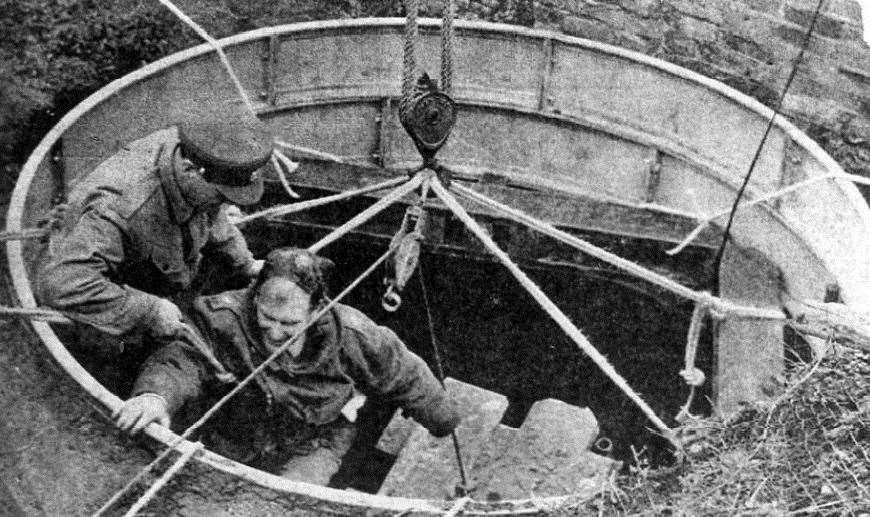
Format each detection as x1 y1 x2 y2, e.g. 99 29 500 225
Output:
382 205 427 312
399 73 457 162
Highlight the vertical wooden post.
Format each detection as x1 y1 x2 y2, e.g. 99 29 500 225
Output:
715 243 784 415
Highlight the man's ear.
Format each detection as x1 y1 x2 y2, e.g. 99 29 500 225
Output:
316 256 335 285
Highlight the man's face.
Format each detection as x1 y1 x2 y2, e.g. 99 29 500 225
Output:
255 278 313 354
176 157 224 210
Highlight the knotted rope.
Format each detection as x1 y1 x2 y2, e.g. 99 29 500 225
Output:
675 301 717 423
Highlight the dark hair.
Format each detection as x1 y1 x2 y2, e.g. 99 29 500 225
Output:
252 247 333 308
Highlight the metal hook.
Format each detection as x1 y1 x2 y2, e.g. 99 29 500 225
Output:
382 286 402 312
594 437 613 455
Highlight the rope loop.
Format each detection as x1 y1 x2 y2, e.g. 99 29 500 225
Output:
679 301 707 388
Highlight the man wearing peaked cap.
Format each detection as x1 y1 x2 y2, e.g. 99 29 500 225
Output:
39 112 274 373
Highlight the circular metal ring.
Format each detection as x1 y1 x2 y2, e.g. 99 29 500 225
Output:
382 289 402 312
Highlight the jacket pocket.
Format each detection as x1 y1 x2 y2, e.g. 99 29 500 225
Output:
149 245 192 291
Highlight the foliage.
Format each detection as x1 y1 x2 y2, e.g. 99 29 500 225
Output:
0 0 200 171
583 345 870 515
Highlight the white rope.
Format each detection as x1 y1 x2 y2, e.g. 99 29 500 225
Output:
431 178 676 441
270 151 301 199
233 176 408 226
443 495 472 517
0 228 49 241
679 302 707 388
274 140 351 165
451 183 785 321
120 442 203 517
155 0 255 116
675 302 707 424
667 172 870 256
308 173 425 253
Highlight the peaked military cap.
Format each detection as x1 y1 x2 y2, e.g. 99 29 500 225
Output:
177 113 272 205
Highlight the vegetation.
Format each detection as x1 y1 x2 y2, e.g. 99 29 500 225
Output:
581 344 870 515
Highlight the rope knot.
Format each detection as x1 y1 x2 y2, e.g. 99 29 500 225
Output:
679 367 706 386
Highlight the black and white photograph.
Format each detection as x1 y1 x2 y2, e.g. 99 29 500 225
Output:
0 1 868 514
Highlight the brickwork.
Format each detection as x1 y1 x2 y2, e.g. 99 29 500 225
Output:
513 0 870 180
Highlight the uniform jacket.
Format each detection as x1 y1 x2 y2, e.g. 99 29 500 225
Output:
38 128 255 336
132 289 458 437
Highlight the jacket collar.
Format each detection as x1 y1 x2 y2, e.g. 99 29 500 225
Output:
238 289 340 373
156 144 197 224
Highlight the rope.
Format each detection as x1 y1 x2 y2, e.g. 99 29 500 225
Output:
234 176 408 226
431 178 676 443
440 0 455 94
450 183 785 321
666 171 870 256
273 140 352 165
0 306 72 324
94 244 400 516
675 302 707 423
679 303 707 388
155 0 256 116
308 173 425 253
418 258 470 493
0 228 49 242
708 0 825 296
271 151 301 199
120 442 203 517
402 0 420 105
443 495 472 517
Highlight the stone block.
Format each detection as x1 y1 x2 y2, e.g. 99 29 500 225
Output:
469 399 618 499
375 409 415 456
377 378 508 498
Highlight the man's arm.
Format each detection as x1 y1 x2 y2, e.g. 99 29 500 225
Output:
347 324 460 437
115 302 226 434
39 205 169 336
205 204 261 278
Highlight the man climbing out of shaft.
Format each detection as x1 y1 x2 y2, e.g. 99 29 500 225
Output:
114 247 461 485
38 110 271 349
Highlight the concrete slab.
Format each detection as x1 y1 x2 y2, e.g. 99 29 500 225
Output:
377 378 508 498
471 398 619 499
375 409 415 457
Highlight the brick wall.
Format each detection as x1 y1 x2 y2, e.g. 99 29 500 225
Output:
523 0 869 179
